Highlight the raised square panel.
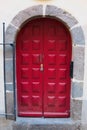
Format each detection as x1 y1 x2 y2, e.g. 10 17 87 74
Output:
59 55 66 65
21 68 29 79
21 96 29 106
58 97 66 107
32 54 40 64
59 69 67 79
48 83 56 93
48 54 56 65
22 40 29 51
48 68 56 79
57 26 67 37
48 40 56 51
48 26 56 36
21 54 29 65
32 96 40 106
58 83 66 93
32 25 40 36
32 82 40 92
21 82 29 93
58 40 67 51
32 68 40 79
48 96 55 106
32 40 40 50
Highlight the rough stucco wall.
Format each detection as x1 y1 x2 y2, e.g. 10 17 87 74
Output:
0 0 87 129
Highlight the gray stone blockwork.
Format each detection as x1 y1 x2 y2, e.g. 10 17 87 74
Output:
6 84 13 91
73 46 84 80
45 5 78 28
5 59 13 82
6 92 14 119
6 5 43 43
4 4 85 130
71 26 85 45
11 5 43 28
71 99 82 120
6 24 17 43
5 45 13 58
72 82 83 98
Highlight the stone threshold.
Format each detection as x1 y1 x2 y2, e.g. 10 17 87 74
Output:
15 117 75 125
13 117 81 130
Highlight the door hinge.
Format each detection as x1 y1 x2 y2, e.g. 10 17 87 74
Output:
70 61 73 78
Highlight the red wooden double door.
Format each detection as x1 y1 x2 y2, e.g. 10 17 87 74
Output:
16 18 72 117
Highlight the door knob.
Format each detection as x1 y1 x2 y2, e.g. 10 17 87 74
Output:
40 64 44 71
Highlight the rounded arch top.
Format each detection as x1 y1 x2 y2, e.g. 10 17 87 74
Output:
5 4 85 45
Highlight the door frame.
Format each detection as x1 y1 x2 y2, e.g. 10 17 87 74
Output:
16 18 72 117
5 5 85 120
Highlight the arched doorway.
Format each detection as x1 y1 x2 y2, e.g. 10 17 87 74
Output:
16 17 72 117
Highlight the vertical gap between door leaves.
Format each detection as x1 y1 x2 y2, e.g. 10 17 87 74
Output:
42 19 44 117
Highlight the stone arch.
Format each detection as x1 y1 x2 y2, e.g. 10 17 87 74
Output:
5 5 85 120
5 5 85 45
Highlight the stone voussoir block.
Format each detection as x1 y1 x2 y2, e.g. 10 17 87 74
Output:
6 5 43 43
45 5 78 28
11 5 43 29
5 24 17 43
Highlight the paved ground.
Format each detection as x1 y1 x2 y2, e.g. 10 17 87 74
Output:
0 117 13 130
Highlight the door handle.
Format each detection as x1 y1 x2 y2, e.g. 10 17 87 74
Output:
70 61 74 78
40 64 44 71
40 54 43 63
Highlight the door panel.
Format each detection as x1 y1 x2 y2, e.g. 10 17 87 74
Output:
16 18 72 117
16 19 43 116
43 19 71 117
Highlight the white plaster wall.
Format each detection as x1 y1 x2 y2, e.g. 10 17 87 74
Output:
0 0 87 126
0 46 4 114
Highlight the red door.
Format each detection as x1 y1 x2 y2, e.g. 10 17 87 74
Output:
16 18 72 117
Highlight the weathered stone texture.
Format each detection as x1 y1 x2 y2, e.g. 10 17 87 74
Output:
45 5 78 28
13 118 81 130
73 46 84 80
5 59 13 82
6 24 17 43
5 45 13 58
72 82 83 98
81 124 87 130
71 26 85 45
6 5 43 43
11 5 43 28
6 92 14 119
71 99 82 120
6 84 13 91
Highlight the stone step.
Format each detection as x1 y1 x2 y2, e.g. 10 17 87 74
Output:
13 117 81 130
